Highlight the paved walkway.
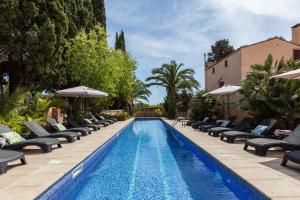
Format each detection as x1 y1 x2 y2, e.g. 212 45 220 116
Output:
1 118 300 199
167 120 300 200
0 119 133 200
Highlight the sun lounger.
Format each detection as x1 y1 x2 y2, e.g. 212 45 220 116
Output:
281 150 300 166
94 114 114 124
66 117 100 131
191 117 210 129
47 118 91 136
0 125 61 153
208 117 253 137
199 116 237 132
0 150 26 174
89 115 110 126
244 124 300 156
24 121 80 143
97 114 117 123
220 119 277 143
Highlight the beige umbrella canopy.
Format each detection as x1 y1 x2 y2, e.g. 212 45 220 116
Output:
205 85 241 96
204 85 241 117
270 69 300 80
56 86 108 115
56 86 108 97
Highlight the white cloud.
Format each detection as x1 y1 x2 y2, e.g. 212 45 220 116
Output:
106 0 300 104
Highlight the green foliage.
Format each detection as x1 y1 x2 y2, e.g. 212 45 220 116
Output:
240 55 300 128
132 79 151 104
91 0 106 30
115 30 126 51
65 25 137 110
0 88 66 132
146 60 199 118
134 105 164 117
115 112 128 121
188 90 221 120
0 0 106 93
207 39 235 62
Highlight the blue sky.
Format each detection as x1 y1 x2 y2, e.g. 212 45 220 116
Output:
105 0 300 104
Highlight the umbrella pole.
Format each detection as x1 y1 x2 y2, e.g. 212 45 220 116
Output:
227 93 230 118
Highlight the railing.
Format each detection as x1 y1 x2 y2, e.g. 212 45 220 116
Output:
172 112 188 127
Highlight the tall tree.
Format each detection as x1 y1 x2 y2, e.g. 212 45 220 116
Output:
207 39 235 62
0 0 100 94
146 61 199 118
0 0 68 93
115 30 126 52
91 0 106 31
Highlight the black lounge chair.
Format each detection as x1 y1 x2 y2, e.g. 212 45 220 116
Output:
0 150 27 174
47 118 91 136
191 117 210 129
282 150 300 166
66 117 100 131
94 114 114 124
89 115 110 127
220 119 277 143
0 125 61 153
208 117 253 137
24 121 80 143
199 116 237 132
97 114 117 123
245 125 300 156
186 118 202 126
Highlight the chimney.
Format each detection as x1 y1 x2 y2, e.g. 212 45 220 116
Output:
292 23 300 45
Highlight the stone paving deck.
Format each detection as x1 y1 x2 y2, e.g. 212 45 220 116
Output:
0 119 133 200
1 118 300 200
166 120 300 200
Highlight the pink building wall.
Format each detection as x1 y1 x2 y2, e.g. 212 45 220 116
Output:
204 35 300 119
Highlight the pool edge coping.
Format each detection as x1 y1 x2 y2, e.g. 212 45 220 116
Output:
35 118 135 199
160 118 271 200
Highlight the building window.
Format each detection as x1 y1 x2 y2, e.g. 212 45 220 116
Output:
219 81 224 87
293 50 300 60
212 67 215 74
225 60 228 67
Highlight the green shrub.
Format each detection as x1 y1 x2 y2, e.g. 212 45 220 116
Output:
116 112 128 121
0 88 67 132
0 115 25 133
189 90 221 120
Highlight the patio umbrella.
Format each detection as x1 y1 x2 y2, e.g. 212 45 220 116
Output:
270 69 300 80
56 86 108 97
56 86 108 114
204 85 241 117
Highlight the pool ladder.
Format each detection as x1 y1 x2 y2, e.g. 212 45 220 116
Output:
172 115 187 127
172 117 181 127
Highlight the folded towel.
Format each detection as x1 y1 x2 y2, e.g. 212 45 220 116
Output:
274 129 292 137
0 137 6 148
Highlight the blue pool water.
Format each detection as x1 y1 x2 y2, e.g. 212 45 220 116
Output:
37 119 268 200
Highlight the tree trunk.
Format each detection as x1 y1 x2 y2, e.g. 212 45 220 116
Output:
167 89 176 119
8 61 24 95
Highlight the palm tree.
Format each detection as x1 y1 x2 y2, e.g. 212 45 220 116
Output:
240 55 300 128
132 79 151 105
146 60 199 118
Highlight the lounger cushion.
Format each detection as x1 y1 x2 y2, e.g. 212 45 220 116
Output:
221 120 230 127
222 131 246 136
210 127 232 132
84 119 93 124
246 138 288 147
0 132 26 144
252 125 268 136
54 123 67 131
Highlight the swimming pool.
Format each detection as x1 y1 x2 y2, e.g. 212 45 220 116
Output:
37 119 269 200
